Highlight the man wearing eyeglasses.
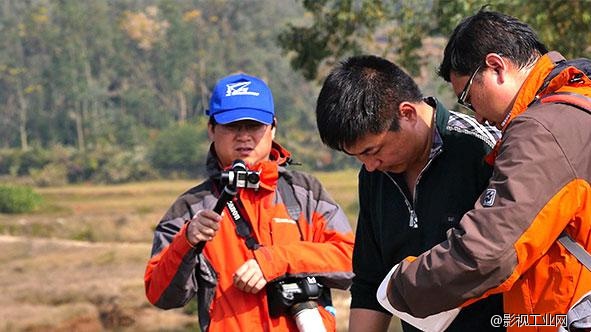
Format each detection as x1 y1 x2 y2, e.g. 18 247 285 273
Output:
145 73 354 331
383 9 591 332
315 55 503 331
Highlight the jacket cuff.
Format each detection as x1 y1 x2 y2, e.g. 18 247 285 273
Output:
253 246 286 282
170 223 198 257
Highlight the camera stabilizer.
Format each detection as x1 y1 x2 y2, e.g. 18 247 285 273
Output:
220 161 260 190
213 159 260 214
193 159 260 252
211 160 327 331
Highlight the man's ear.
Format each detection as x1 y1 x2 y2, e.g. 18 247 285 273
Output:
398 102 418 122
271 117 277 139
485 53 507 84
207 122 215 141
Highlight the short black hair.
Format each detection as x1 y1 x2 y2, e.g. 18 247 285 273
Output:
439 9 548 82
315 55 423 152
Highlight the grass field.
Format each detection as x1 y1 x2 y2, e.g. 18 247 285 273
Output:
0 169 402 331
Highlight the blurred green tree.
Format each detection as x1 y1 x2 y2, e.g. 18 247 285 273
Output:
278 0 591 81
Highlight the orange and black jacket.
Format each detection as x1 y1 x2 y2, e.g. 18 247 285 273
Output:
145 142 354 331
388 51 591 331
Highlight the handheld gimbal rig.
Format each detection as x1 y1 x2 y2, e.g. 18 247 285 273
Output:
210 159 327 331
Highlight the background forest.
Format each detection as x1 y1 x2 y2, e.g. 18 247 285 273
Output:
1 0 590 185
0 0 335 186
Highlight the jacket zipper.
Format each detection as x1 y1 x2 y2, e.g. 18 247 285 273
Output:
411 147 442 227
382 146 442 229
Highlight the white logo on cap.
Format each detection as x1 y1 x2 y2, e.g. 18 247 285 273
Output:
226 81 260 96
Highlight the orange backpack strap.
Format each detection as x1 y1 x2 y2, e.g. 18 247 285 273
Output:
538 92 591 115
536 54 591 96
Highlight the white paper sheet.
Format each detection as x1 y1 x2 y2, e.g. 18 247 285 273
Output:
376 264 461 332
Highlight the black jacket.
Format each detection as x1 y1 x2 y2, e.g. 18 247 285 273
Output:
350 98 505 331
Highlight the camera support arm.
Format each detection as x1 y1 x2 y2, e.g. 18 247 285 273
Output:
209 159 261 251
193 159 247 252
213 178 238 215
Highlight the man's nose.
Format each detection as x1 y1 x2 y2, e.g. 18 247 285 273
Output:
361 157 380 172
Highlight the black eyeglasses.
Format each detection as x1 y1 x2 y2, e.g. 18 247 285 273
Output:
457 64 483 112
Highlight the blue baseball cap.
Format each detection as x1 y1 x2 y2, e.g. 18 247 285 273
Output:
207 73 274 125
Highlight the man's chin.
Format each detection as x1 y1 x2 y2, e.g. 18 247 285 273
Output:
234 152 253 161
233 156 263 167
383 165 405 174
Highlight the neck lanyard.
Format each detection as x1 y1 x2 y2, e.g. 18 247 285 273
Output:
225 198 260 250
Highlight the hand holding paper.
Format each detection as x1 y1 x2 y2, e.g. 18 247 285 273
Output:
376 264 461 332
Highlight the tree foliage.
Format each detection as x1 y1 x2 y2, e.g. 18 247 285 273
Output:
279 0 591 81
15 1 589 182
0 185 42 213
0 0 312 147
0 0 359 181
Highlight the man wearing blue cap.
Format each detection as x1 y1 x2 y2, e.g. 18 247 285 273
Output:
145 73 354 331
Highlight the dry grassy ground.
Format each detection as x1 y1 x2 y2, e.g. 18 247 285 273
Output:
0 169 401 331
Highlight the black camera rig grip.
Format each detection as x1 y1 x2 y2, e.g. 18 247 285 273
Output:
194 159 246 252
213 159 246 213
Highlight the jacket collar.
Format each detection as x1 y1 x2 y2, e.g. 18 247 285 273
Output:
485 51 591 164
427 97 448 155
500 51 563 131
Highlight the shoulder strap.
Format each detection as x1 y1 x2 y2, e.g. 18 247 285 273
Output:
538 92 591 115
277 175 302 221
559 231 591 271
228 199 261 250
536 54 591 95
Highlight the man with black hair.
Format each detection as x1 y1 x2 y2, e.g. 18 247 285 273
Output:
315 55 503 331
145 73 354 331
383 10 591 332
